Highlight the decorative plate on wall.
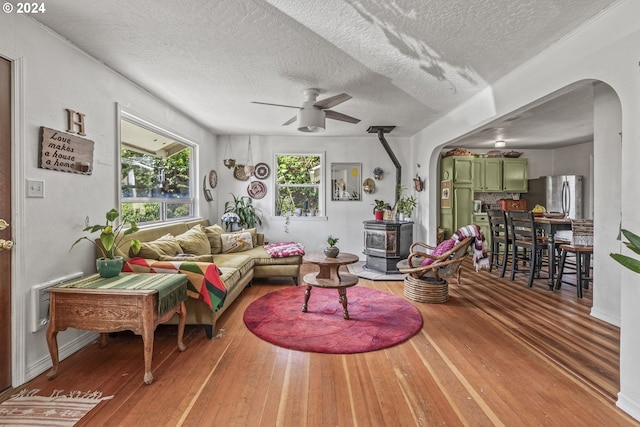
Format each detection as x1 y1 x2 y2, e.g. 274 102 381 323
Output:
254 162 270 179
233 165 250 181
247 181 267 199
208 169 218 188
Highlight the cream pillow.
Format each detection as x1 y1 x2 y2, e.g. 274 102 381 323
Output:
134 233 183 259
175 224 211 255
221 232 253 253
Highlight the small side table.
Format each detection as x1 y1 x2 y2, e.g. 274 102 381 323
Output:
302 253 359 319
46 273 188 385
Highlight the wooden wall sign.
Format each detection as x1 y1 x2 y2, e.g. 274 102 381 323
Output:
39 127 94 175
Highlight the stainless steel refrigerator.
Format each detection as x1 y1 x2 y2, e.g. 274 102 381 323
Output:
527 175 584 219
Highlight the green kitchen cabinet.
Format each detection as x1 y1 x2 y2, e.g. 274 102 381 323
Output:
440 156 474 239
453 187 474 232
442 155 474 185
473 158 503 191
503 159 528 192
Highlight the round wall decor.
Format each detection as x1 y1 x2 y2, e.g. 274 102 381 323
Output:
208 169 218 188
247 181 267 199
254 162 270 179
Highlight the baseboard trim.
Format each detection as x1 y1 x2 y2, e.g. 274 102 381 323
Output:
617 391 640 422
24 331 98 383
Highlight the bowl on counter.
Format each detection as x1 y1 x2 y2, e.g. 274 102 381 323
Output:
543 212 567 219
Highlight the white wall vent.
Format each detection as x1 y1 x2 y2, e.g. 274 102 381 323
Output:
31 272 83 332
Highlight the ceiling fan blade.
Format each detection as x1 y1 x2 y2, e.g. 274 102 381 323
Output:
313 93 352 110
325 109 361 124
282 115 297 126
252 101 301 109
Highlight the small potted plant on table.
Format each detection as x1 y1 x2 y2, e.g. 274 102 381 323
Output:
324 235 340 258
70 208 141 278
373 200 390 221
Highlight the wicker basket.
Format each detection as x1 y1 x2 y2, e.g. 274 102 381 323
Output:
404 276 449 303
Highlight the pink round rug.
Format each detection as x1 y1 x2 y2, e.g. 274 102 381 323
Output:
243 286 423 354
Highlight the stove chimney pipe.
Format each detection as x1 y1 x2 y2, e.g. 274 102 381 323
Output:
367 126 400 202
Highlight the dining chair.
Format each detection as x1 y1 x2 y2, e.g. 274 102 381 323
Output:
487 209 510 277
555 219 594 298
507 210 549 287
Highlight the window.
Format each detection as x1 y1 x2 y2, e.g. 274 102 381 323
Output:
275 153 324 217
119 111 196 225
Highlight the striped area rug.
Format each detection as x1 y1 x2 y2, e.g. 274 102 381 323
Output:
0 389 113 426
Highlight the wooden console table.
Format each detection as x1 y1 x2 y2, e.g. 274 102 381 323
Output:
302 253 359 319
46 273 188 385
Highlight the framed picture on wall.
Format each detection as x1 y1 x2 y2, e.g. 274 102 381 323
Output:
441 180 451 208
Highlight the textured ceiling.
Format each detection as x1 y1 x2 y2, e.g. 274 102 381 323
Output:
27 0 618 146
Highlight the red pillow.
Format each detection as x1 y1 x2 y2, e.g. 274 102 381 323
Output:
421 239 456 266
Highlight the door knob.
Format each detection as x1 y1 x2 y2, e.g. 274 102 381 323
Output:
0 219 12 251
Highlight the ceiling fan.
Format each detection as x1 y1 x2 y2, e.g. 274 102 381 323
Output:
252 88 360 133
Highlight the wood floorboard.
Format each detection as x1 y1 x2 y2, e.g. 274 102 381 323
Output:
4 258 638 427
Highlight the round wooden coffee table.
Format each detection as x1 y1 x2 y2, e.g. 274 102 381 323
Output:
302 252 359 319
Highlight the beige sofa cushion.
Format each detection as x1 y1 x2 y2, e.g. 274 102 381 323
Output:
175 224 210 255
134 233 183 259
159 254 214 262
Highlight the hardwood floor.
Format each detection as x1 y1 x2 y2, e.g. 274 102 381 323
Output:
3 259 637 426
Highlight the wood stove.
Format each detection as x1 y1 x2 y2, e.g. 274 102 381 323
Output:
363 220 413 273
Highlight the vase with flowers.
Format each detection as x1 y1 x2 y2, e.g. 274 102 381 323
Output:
221 212 241 231
70 208 141 278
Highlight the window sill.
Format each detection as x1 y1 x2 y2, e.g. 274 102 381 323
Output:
272 215 327 222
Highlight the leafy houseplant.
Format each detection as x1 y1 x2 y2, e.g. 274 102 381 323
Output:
397 195 417 220
223 193 263 230
70 208 141 278
373 199 391 221
324 235 340 258
610 229 640 273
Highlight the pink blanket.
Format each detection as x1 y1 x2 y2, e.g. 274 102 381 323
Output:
264 242 305 258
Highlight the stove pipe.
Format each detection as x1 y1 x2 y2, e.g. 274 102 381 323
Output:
367 126 400 202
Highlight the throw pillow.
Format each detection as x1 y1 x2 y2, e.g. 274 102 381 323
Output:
205 224 258 253
175 224 211 255
133 233 183 260
204 224 225 254
421 238 456 266
221 231 253 253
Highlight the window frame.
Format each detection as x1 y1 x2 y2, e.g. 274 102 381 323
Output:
118 107 199 225
273 151 326 221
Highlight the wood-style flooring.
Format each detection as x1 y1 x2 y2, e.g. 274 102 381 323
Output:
2 258 637 426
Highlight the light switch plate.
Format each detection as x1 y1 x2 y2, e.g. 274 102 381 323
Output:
26 179 45 198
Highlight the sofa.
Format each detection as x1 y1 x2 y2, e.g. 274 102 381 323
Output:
101 218 303 338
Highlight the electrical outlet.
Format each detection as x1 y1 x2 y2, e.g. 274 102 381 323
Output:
26 179 45 198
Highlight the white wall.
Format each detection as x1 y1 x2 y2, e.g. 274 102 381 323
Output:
411 0 640 419
213 134 409 258
0 14 215 385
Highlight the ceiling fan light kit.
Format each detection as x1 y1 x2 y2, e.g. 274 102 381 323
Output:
297 108 325 132
252 88 360 132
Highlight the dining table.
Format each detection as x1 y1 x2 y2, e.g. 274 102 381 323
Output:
534 217 573 290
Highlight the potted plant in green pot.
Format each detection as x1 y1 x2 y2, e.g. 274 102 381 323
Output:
70 208 141 278
223 193 263 231
324 235 340 258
